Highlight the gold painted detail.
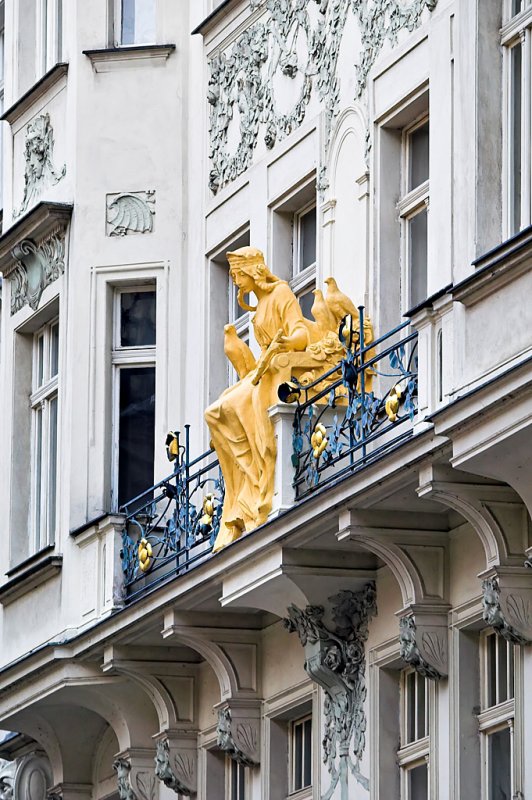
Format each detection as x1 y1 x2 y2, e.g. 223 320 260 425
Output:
385 380 408 422
204 246 374 552
311 422 328 459
138 538 153 573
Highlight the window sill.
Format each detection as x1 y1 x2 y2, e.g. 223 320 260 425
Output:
1 63 69 126
83 44 176 73
0 551 62 607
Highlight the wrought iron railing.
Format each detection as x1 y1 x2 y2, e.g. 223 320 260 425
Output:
120 426 224 601
119 310 418 598
292 309 418 499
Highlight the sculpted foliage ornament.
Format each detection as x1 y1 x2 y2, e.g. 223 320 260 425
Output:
216 706 259 767
15 114 66 218
154 739 196 797
399 614 446 681
207 0 438 194
10 232 66 315
283 584 376 799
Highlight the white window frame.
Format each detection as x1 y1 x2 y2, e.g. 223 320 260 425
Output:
501 1 532 237
225 755 248 800
397 115 429 313
37 0 63 76
398 667 431 800
289 713 313 796
291 201 317 318
0 1 4 216
30 318 59 552
111 285 156 511
113 0 157 47
478 629 522 799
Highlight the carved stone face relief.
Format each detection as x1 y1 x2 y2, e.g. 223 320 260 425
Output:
14 114 66 218
207 0 438 194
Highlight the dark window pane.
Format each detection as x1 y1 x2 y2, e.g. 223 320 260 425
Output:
498 638 508 703
35 406 43 545
50 323 59 377
300 207 317 271
409 121 429 191
409 763 428 800
417 675 426 739
406 670 416 743
298 288 315 321
303 718 312 788
510 44 522 234
238 763 245 800
118 367 155 507
488 633 497 708
508 644 515 700
48 395 58 542
488 727 511 800
409 207 428 309
120 291 156 347
294 721 303 790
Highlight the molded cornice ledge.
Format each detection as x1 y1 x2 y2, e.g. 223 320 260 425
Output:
1 63 68 126
0 554 63 606
0 201 72 278
83 45 176 73
453 224 532 307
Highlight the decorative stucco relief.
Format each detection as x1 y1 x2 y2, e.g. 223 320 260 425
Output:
14 114 66 218
283 584 376 798
207 0 438 194
106 191 155 236
482 575 532 645
399 613 447 680
216 705 260 767
10 231 66 315
154 737 196 797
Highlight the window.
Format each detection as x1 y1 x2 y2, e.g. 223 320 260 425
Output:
291 204 317 320
112 287 156 509
398 668 430 800
502 1 532 235
290 714 312 793
228 258 251 385
478 630 520 800
226 757 246 800
115 0 156 46
0 2 4 218
31 319 59 551
38 0 63 75
398 117 429 311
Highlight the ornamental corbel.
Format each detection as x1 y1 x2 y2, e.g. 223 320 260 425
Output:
113 752 156 800
154 733 197 797
398 607 449 680
283 584 377 796
215 702 260 767
481 568 532 645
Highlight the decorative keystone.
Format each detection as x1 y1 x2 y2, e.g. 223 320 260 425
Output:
481 571 532 645
283 584 377 797
154 735 197 797
399 612 448 680
216 704 260 767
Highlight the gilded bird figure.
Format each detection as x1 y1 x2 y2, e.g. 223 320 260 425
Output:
324 276 359 324
224 324 256 380
311 288 337 336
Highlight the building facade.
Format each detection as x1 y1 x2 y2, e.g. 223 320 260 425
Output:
0 1 531 799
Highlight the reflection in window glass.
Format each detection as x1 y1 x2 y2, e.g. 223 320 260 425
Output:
488 727 511 800
408 208 428 309
408 122 429 191
121 0 156 45
118 367 156 507
120 291 156 347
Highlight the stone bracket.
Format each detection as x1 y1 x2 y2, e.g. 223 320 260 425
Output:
154 731 197 797
397 606 449 680
215 701 261 767
113 750 157 800
481 567 532 645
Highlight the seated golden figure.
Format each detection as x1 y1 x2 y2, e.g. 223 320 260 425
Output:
205 246 373 552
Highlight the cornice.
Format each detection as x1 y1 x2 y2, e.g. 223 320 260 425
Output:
1 63 68 126
0 555 63 607
0 201 72 277
83 44 176 73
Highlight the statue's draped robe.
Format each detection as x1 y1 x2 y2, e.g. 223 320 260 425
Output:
205 281 308 551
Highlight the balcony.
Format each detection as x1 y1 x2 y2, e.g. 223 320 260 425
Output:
120 311 419 602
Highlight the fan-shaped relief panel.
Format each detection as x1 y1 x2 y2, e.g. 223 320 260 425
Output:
325 108 369 309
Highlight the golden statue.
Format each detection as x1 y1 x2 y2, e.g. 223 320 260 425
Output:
205 247 374 552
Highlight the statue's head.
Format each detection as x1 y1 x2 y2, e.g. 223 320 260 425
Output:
227 246 280 311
